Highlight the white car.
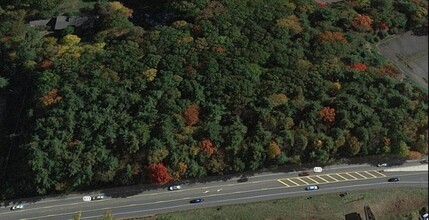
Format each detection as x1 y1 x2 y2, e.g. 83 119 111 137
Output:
313 167 323 173
305 185 319 191
10 205 24 210
168 185 182 191
377 163 387 167
83 196 92 202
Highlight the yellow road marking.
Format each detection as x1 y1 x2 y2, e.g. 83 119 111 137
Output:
364 171 377 178
336 174 348 180
277 179 290 187
376 171 387 177
354 172 368 179
326 174 339 181
295 178 309 185
317 176 329 183
286 179 301 186
344 173 358 180
306 177 319 184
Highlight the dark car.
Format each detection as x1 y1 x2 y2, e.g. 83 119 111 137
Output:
388 177 400 182
298 172 310 177
190 198 204 203
91 195 105 200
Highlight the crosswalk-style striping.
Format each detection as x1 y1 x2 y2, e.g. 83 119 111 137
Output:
277 170 386 187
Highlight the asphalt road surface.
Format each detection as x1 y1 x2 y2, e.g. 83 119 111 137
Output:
1 161 427 220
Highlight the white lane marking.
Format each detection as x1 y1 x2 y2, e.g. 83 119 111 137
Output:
79 181 428 220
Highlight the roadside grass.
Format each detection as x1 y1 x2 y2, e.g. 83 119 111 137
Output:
134 187 428 220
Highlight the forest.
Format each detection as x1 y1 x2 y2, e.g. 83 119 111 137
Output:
0 0 427 199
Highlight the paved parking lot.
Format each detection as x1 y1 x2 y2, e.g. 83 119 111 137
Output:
277 170 386 187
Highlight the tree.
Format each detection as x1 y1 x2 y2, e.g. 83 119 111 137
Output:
349 63 368 71
266 141 281 159
319 106 336 123
200 139 215 157
147 163 172 185
183 104 200 126
351 14 373 32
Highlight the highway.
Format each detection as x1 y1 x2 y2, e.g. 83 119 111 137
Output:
0 161 427 220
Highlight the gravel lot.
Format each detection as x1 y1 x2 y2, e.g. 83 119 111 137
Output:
377 31 428 92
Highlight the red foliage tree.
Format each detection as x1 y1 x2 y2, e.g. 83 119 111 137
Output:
378 22 389 30
349 63 367 71
147 163 172 185
200 139 215 157
319 106 336 123
183 104 200 126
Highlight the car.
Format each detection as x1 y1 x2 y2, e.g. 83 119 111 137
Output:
305 185 319 191
91 195 105 200
83 196 92 202
168 185 182 191
377 163 388 167
10 205 24 210
298 172 310 176
388 177 400 182
313 167 323 173
420 159 428 164
190 198 204 203
420 213 428 220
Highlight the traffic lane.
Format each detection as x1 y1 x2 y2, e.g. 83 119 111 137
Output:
1 159 423 211
3 179 284 220
78 172 429 219
3 170 422 219
8 172 427 220
100 173 429 219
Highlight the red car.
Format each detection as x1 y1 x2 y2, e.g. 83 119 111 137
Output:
298 172 310 176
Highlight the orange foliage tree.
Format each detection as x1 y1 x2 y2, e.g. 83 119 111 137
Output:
40 88 62 106
407 151 422 160
200 139 215 157
351 14 373 32
378 64 401 78
266 141 282 159
319 106 336 123
349 63 368 71
38 59 53 70
318 31 348 44
147 163 172 185
183 104 200 126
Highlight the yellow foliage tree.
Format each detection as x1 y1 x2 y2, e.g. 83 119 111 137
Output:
268 93 289 107
143 68 158 81
276 15 303 34
266 141 281 159
60 34 81 46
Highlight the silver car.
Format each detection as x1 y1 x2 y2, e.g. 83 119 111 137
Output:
377 163 388 167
